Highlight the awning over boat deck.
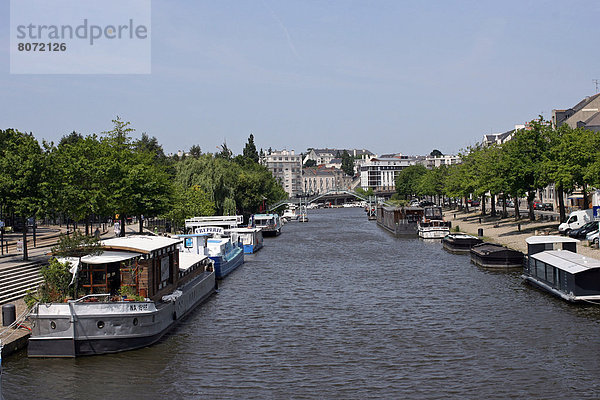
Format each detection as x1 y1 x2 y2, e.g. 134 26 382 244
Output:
531 250 600 274
178 253 209 271
57 251 142 265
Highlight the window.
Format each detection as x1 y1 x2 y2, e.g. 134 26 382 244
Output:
535 259 546 280
546 265 555 285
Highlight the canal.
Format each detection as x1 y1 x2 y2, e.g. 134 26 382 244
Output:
3 208 600 399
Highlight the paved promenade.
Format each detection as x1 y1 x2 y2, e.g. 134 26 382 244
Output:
446 209 599 258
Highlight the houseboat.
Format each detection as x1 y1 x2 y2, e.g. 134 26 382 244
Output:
28 235 216 357
376 206 424 236
183 215 246 278
251 213 282 236
521 236 600 302
442 233 483 254
179 228 244 279
470 242 524 269
418 206 451 239
226 227 264 254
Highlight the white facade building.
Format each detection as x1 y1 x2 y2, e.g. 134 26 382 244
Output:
422 154 462 169
360 156 415 191
262 149 303 197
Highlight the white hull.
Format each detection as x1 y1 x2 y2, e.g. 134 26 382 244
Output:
418 227 450 239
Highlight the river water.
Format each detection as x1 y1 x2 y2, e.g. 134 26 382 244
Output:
3 208 600 399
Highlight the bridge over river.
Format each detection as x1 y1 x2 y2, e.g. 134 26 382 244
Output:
267 189 394 211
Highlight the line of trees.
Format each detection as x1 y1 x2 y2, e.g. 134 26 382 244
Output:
0 118 287 259
395 118 600 222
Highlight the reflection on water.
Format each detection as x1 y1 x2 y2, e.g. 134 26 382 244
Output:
4 208 600 399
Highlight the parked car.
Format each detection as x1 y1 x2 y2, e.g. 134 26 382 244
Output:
558 209 594 235
533 202 553 211
568 221 599 239
506 200 515 208
586 229 599 247
467 199 480 207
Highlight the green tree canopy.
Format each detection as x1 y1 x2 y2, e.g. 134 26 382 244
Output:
341 150 355 176
243 134 259 163
395 164 427 199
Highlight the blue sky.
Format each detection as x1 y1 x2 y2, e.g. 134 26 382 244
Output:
2 0 600 156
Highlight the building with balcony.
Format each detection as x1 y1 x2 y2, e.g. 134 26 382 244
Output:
359 156 415 191
262 149 303 197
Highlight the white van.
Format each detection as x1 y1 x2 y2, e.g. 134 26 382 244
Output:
558 209 594 234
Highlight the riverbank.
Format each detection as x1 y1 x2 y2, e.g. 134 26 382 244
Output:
1 298 30 356
445 209 599 258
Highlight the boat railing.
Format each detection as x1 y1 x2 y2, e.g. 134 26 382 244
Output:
69 294 111 303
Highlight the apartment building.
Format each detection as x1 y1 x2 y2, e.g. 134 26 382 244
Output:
262 149 303 197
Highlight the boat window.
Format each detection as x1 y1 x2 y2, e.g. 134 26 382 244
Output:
546 265 555 285
80 262 121 295
535 259 546 280
527 258 534 273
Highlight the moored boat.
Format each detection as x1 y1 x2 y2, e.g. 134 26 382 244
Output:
470 242 524 269
226 227 264 254
521 236 600 302
251 213 282 236
179 229 244 279
376 206 423 236
183 216 246 278
418 206 451 239
442 233 483 254
282 206 298 222
28 235 216 357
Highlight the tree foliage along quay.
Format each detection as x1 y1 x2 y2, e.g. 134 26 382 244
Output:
0 119 287 258
0 129 48 260
395 118 600 222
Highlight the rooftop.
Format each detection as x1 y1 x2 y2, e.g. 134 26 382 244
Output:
531 250 600 274
101 235 181 254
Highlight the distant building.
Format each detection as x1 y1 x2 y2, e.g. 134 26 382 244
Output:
360 156 415 191
552 93 600 132
262 149 303 197
482 124 525 146
303 166 352 195
303 148 373 166
421 154 461 169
